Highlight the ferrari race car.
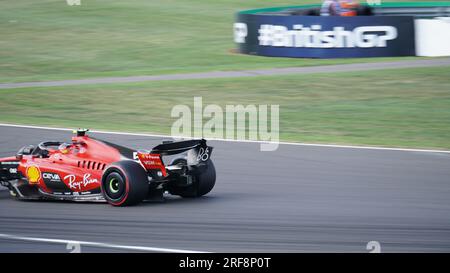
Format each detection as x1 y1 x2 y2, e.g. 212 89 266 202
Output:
0 129 216 206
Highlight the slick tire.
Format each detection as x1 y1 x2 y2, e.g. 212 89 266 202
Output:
101 160 148 206
169 158 216 198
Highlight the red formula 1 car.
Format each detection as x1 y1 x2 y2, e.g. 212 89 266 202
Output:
0 129 216 206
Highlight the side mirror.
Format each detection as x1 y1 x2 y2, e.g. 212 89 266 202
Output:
16 145 35 160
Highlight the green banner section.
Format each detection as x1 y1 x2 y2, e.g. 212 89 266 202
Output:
238 2 450 15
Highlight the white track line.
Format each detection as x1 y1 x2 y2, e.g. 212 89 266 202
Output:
0 233 207 253
1 123 449 154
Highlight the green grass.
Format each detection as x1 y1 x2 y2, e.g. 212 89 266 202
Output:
0 0 430 83
1 66 449 150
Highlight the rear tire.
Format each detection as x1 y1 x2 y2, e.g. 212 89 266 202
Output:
169 159 216 198
101 160 148 206
196 160 216 197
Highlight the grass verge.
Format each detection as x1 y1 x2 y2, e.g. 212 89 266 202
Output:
0 0 426 83
1 66 449 150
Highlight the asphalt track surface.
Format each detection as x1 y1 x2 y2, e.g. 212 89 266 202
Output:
1 125 450 252
1 58 450 89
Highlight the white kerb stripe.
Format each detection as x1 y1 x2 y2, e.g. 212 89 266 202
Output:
0 233 207 253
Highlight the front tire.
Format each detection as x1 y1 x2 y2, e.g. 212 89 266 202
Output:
101 160 148 206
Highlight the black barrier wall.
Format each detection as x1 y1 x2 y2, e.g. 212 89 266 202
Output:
234 14 416 58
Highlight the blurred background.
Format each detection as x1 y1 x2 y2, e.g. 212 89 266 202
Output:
0 0 449 149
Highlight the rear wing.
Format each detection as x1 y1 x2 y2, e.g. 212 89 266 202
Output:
151 139 207 155
151 139 213 165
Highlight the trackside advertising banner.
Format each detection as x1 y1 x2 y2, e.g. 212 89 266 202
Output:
234 14 416 58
